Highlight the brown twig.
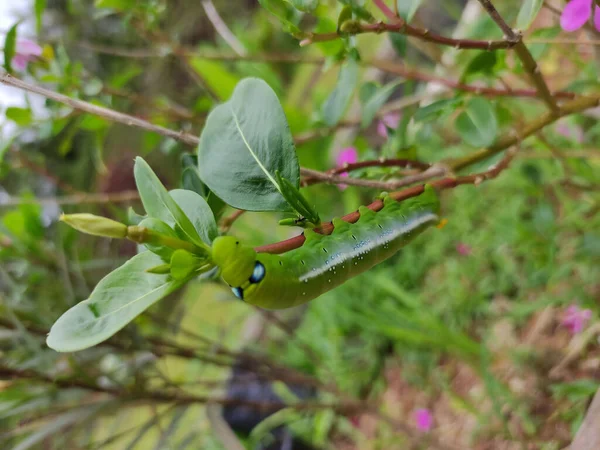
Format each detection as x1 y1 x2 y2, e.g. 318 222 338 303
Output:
0 190 141 207
301 0 516 51
0 72 201 146
219 209 245 232
476 0 560 114
77 44 580 101
299 165 446 190
0 365 363 414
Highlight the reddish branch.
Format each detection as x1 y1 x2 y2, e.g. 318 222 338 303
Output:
307 0 519 51
255 149 518 254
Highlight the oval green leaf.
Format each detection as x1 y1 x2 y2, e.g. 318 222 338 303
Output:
134 157 206 249
197 78 299 212
516 0 543 30
47 251 186 352
455 98 498 148
169 189 218 244
321 59 359 127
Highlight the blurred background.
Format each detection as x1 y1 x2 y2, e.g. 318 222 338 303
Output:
0 0 599 449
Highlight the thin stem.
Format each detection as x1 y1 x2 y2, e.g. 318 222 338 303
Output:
449 94 600 170
0 72 201 147
75 45 580 101
476 0 560 114
255 153 518 255
0 190 140 206
302 19 515 51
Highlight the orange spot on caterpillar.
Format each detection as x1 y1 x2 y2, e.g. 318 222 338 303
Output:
436 218 448 229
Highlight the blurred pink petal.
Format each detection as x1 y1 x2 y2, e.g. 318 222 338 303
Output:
560 0 592 32
377 112 401 138
414 408 433 432
12 39 42 71
12 54 29 71
594 5 600 31
562 305 592 334
556 122 585 143
16 39 42 57
456 242 472 256
336 147 358 167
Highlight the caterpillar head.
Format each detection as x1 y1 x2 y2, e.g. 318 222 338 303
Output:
211 236 257 288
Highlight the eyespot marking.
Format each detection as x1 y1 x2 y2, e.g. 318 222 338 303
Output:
301 260 305 265
377 224 383 229
322 248 328 253
249 261 266 284
351 235 357 240
279 260 283 266
231 286 244 300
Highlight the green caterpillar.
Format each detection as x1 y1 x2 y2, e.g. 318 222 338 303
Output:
212 185 440 309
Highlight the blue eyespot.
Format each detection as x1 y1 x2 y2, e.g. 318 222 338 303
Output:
249 261 266 284
231 286 244 300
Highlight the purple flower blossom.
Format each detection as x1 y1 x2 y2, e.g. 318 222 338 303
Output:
414 408 433 432
556 122 584 143
12 39 42 71
377 112 401 138
455 242 472 256
562 305 592 334
335 147 358 190
336 147 358 168
560 0 600 32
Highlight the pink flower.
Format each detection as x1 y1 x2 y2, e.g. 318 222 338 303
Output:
12 39 42 71
414 408 433 432
336 147 358 167
455 242 472 256
335 147 358 190
377 112 401 138
562 305 592 334
560 0 600 32
556 122 584 143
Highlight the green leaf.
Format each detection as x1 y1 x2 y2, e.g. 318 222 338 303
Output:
169 189 218 244
389 33 407 58
414 98 463 123
134 157 206 249
181 155 226 220
258 0 301 34
138 218 179 260
94 0 135 10
455 98 498 148
3 23 18 73
396 0 423 21
321 59 359 127
47 252 186 352
197 78 299 212
338 0 375 21
461 51 498 81
360 80 402 128
337 5 353 33
188 58 240 100
275 171 320 225
516 0 543 30
287 0 319 13
170 249 207 281
5 107 33 126
527 27 561 60
34 0 46 34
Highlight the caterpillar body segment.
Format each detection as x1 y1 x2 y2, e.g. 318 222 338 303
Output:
211 185 440 309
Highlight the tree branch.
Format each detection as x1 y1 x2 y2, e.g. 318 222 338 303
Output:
476 0 560 114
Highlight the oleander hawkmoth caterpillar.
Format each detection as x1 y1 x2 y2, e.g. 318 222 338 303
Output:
212 185 440 309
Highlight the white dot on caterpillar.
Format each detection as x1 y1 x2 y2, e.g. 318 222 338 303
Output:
304 279 308 283
328 279 331 283
303 292 306 296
